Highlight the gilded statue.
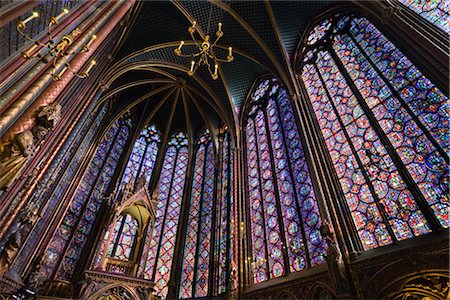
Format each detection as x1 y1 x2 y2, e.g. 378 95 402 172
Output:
32 102 62 142
37 102 62 130
0 103 61 190
0 131 35 190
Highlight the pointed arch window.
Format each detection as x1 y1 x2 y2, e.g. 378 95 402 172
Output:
244 78 326 284
179 129 215 298
397 0 450 34
40 114 132 281
121 124 161 188
300 14 448 251
143 131 188 298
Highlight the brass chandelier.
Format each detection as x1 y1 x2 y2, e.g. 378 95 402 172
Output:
17 8 97 81
174 21 234 80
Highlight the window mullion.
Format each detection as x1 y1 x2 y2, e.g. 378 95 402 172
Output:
134 137 148 188
242 130 255 285
111 215 126 258
224 135 232 292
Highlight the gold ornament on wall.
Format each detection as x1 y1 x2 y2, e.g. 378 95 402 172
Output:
17 9 96 81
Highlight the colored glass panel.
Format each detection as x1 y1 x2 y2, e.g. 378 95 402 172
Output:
215 131 232 295
349 18 449 153
246 119 268 283
11 102 108 274
121 124 161 188
144 132 188 299
180 143 206 298
195 138 214 298
334 30 448 228
300 14 447 250
276 88 326 265
398 0 450 34
316 50 430 240
302 64 393 249
40 115 130 280
246 78 326 283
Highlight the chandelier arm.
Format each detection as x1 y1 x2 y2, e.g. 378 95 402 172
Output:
211 35 222 48
193 62 201 74
17 27 42 45
73 72 87 79
176 52 195 58
48 22 54 36
206 64 214 77
189 31 202 51
214 57 230 63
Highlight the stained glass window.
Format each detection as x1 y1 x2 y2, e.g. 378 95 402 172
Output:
108 214 139 261
245 78 326 284
10 102 108 275
143 131 188 299
178 129 213 298
300 14 449 250
397 0 450 34
39 114 132 281
121 124 161 188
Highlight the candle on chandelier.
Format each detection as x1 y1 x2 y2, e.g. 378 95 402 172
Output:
190 60 195 72
218 22 222 31
192 21 196 28
86 35 97 48
21 43 39 59
178 40 184 50
228 47 232 56
22 11 39 25
55 8 69 22
214 63 218 76
85 60 96 75
57 66 68 79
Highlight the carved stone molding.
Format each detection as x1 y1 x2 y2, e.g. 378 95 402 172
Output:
81 270 155 300
350 237 449 299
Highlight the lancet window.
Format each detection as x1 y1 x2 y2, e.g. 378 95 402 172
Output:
143 131 188 298
121 124 161 188
244 78 326 284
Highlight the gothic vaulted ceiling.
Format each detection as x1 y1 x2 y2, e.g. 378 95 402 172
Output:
105 0 343 138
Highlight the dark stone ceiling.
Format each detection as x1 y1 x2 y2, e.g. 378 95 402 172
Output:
108 0 344 136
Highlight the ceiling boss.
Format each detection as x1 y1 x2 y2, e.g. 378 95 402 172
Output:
174 20 234 80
